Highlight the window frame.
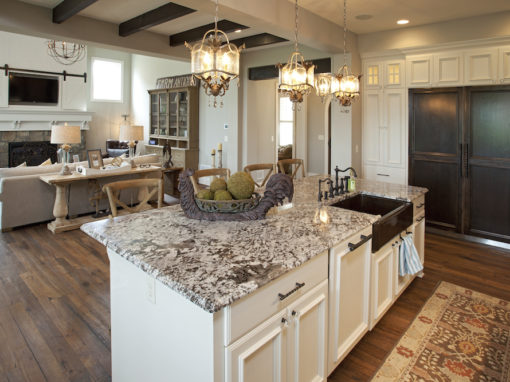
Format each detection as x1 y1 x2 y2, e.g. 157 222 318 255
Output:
90 56 124 103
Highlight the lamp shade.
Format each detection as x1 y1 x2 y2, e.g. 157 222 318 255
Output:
50 124 81 144
119 125 143 142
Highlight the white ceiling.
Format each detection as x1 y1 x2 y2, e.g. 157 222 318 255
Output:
294 0 510 34
18 0 510 38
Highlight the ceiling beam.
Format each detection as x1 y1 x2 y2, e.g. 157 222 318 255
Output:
169 20 248 46
52 0 98 24
119 2 196 37
229 33 287 50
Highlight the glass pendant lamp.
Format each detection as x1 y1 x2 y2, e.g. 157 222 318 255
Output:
277 0 315 106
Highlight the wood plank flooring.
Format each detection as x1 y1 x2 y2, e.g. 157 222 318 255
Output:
0 225 509 381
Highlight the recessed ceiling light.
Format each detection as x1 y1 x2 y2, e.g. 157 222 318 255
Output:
397 19 409 25
355 14 373 21
234 29 242 33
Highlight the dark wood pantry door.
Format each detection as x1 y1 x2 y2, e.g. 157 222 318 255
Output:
465 86 510 242
409 88 463 231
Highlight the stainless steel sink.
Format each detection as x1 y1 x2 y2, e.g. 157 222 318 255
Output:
330 194 413 252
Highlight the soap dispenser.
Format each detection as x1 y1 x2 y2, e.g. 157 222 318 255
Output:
348 170 356 191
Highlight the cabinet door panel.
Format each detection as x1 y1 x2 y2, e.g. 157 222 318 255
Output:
363 91 382 165
288 280 328 382
370 244 394 329
384 89 405 167
464 49 498 85
414 214 425 266
500 47 510 84
226 311 287 382
406 56 432 87
328 229 371 374
384 61 404 88
434 54 463 86
393 240 411 298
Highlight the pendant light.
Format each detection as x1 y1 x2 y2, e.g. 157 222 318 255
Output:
277 0 314 105
185 0 244 107
334 0 361 106
47 40 86 65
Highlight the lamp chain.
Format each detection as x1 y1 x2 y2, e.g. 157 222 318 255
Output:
294 0 299 52
214 0 219 34
343 0 347 67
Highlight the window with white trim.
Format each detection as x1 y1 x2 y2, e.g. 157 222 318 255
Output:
91 57 123 102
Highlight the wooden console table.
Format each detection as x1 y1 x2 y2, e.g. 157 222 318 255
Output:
40 166 162 233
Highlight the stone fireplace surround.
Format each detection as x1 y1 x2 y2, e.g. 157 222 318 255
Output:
0 110 91 167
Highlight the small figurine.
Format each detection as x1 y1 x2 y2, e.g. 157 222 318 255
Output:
162 141 174 169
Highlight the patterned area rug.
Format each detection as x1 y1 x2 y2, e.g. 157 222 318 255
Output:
372 282 510 381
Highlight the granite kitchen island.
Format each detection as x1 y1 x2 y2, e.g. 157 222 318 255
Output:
82 176 427 382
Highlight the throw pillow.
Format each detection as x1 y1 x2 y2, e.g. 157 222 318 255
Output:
16 162 27 167
38 158 52 166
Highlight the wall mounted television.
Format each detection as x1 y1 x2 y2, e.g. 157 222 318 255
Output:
8 72 59 106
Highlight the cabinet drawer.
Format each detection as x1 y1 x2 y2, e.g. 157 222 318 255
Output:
363 165 406 185
224 251 328 346
413 195 425 217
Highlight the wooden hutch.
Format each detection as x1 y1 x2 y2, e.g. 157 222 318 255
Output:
145 75 199 169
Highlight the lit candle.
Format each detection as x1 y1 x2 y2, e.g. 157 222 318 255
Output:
218 143 222 151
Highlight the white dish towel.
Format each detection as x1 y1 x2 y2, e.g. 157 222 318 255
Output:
399 233 423 276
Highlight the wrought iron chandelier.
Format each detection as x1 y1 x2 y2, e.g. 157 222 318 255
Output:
47 40 86 65
277 0 314 105
186 0 244 107
314 0 361 106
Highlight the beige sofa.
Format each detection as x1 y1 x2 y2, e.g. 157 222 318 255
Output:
0 154 161 230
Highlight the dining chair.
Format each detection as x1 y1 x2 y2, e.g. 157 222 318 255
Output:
243 163 275 188
103 178 163 218
277 158 306 179
190 168 231 194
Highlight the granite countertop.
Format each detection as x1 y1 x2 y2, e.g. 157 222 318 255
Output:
81 176 427 313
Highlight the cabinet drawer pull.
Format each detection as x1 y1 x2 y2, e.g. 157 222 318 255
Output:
278 282 305 301
416 216 425 222
348 234 373 251
377 173 390 177
416 203 425 208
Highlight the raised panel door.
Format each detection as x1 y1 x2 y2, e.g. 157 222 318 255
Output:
287 280 328 382
383 89 405 168
499 47 510 84
464 49 498 85
226 310 287 382
370 243 394 329
393 239 411 298
363 90 382 165
434 53 463 86
328 230 371 374
414 214 425 266
406 56 432 88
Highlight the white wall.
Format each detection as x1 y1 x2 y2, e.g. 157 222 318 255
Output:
0 30 87 111
85 46 131 152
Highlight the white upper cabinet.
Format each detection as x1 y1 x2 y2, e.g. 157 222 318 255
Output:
384 60 405 88
433 53 463 86
362 90 383 165
406 55 432 87
364 62 382 90
383 89 406 168
499 46 510 84
464 48 498 85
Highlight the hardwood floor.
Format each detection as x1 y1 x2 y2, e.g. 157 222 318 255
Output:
0 225 509 381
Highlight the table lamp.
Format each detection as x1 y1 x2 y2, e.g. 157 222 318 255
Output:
119 124 143 158
51 124 81 175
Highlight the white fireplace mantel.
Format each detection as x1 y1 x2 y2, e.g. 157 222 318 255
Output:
0 110 93 131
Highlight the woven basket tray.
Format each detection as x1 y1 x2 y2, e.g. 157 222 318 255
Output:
195 193 261 213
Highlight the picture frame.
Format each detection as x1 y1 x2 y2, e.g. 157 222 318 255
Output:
87 149 103 169
73 154 80 163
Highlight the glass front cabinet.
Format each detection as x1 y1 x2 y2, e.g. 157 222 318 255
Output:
147 86 199 169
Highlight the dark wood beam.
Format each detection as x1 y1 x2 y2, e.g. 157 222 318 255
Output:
229 33 287 50
169 20 248 46
119 3 196 37
248 58 331 81
52 0 98 24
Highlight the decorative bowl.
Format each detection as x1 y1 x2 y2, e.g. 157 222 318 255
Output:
195 193 261 213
